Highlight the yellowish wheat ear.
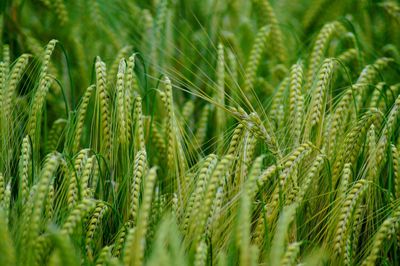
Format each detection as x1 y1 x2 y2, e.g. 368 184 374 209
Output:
376 95 400 170
392 145 400 198
334 180 368 258
305 58 334 145
130 150 147 224
95 57 112 161
85 201 109 258
116 59 128 145
184 154 218 233
19 136 32 203
215 43 226 153
230 107 279 157
195 155 233 242
2 54 30 119
306 22 346 88
288 62 304 146
61 199 96 236
134 96 146 152
28 75 53 150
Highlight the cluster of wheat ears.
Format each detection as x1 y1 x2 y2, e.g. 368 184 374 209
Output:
0 0 400 265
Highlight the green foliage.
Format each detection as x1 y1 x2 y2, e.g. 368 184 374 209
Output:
1 0 400 265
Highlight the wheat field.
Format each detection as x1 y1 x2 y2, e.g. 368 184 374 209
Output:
0 0 400 265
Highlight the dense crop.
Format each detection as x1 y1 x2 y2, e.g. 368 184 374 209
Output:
1 0 400 265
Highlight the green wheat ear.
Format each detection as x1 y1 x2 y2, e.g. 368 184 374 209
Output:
243 25 270 93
